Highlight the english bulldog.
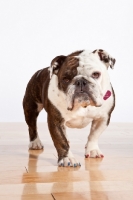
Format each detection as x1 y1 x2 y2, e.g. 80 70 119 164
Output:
23 49 116 167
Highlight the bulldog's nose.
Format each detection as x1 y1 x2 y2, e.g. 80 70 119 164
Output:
75 78 87 92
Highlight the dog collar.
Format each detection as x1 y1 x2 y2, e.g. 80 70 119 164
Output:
103 90 111 100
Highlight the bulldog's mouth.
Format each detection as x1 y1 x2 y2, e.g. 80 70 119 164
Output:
66 78 103 111
67 92 102 111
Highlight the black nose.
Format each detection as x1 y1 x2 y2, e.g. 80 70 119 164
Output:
75 78 87 91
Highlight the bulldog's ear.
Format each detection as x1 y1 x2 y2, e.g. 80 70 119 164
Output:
49 55 66 78
92 49 116 69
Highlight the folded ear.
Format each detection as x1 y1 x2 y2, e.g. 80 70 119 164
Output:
92 49 116 69
49 55 66 78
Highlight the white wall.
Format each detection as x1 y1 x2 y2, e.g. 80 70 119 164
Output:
0 0 133 122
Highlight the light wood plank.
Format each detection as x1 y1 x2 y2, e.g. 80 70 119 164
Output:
0 181 133 195
0 194 53 200
1 170 133 184
53 191 133 200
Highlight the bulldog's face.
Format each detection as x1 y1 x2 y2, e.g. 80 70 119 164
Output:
49 49 115 110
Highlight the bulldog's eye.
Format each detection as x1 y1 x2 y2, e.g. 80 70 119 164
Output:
63 78 70 83
92 72 101 79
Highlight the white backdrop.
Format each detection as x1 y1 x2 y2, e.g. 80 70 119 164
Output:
0 0 133 122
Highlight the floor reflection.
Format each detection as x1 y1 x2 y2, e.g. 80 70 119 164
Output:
21 149 109 199
51 165 81 195
21 149 44 199
85 157 109 200
27 149 44 173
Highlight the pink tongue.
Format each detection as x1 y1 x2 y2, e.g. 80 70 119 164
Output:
103 90 111 100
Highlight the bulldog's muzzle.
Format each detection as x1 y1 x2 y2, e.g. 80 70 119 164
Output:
66 77 103 110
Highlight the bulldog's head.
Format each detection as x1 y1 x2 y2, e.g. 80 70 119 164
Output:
49 49 115 110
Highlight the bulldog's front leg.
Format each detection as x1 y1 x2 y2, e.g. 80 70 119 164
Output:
85 119 107 158
47 104 80 167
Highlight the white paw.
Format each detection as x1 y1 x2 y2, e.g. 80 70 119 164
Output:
29 137 43 150
58 150 81 167
85 142 104 158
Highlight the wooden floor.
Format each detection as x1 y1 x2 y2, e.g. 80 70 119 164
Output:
0 122 133 200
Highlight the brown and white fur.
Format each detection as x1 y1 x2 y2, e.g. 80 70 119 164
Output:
23 49 116 167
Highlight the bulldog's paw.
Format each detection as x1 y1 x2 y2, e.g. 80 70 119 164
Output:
29 137 43 150
85 142 104 158
85 149 104 158
58 151 81 167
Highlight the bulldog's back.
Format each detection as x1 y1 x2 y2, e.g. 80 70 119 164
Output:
23 67 50 110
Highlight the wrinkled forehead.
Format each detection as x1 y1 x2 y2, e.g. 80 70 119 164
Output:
77 50 104 75
59 50 105 77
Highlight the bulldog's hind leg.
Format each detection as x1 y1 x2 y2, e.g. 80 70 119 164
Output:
85 119 107 158
23 98 43 150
